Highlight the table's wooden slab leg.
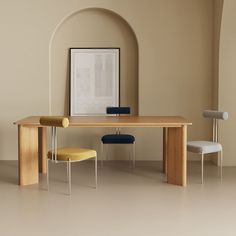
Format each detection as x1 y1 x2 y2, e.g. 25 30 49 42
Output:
18 125 39 186
167 125 187 186
38 127 47 174
163 127 168 174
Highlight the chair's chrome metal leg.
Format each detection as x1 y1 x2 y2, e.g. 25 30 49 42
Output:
68 159 71 195
220 150 223 181
66 161 69 182
133 142 135 169
46 158 49 191
129 144 132 169
101 142 104 168
105 144 108 163
201 153 204 184
95 155 97 188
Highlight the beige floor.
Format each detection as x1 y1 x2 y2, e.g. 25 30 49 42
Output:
0 160 236 236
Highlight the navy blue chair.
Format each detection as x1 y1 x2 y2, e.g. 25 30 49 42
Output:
101 107 135 168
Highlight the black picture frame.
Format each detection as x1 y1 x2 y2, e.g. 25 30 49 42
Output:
69 47 120 116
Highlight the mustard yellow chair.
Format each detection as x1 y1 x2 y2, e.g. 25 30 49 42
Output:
40 116 97 195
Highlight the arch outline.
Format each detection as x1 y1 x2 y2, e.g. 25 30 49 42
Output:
48 7 139 114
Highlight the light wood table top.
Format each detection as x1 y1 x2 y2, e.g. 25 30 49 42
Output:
14 116 192 127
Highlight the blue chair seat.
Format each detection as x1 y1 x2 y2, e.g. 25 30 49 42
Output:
101 134 135 144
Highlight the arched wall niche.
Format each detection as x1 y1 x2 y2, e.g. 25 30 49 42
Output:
50 7 139 116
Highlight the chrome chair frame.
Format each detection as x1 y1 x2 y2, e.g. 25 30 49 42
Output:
47 126 97 195
199 118 223 184
101 107 135 169
101 140 135 169
187 111 228 184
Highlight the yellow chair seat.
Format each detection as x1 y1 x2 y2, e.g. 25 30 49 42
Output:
48 148 96 161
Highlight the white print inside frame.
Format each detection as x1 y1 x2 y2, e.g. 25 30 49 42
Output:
70 48 120 116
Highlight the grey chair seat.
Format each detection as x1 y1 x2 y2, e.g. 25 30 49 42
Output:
187 141 222 154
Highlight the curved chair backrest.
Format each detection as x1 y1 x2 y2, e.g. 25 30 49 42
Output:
106 107 130 115
106 107 130 134
202 110 228 142
40 117 69 161
40 116 69 128
203 110 228 120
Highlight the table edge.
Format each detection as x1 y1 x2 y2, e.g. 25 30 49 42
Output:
14 116 192 126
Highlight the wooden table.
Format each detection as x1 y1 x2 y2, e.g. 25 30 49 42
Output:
14 116 192 186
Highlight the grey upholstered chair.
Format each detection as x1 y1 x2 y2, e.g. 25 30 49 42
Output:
187 110 228 183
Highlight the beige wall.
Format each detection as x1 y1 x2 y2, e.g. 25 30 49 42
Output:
213 0 224 110
0 0 214 161
219 0 236 165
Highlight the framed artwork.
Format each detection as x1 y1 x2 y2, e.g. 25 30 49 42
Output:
69 48 120 116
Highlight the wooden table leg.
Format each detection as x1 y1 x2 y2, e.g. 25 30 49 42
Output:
18 125 39 186
163 127 168 174
167 125 187 186
38 127 47 174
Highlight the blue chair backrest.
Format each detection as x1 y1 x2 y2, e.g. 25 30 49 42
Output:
106 107 130 115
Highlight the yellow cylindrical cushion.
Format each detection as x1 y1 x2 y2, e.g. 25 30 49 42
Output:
48 148 97 161
40 116 69 128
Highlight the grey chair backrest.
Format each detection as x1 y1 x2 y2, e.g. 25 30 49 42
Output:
202 110 228 142
203 110 228 120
